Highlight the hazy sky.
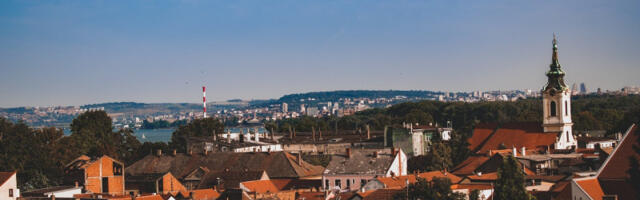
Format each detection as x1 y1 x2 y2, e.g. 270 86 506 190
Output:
1 0 639 107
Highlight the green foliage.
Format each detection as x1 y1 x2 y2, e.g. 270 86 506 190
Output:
495 155 534 200
0 119 71 189
169 117 225 152
393 177 465 200
469 189 480 200
0 111 146 189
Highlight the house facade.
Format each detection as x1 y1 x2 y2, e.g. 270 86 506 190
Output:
64 155 125 196
0 171 19 200
322 148 407 192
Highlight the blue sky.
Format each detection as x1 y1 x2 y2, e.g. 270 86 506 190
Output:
1 0 639 107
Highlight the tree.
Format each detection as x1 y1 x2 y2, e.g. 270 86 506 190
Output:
494 155 534 200
169 117 224 152
69 110 116 157
469 189 480 200
393 177 465 200
425 139 453 171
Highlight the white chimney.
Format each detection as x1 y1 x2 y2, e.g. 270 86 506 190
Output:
521 147 526 156
512 146 517 157
255 130 260 143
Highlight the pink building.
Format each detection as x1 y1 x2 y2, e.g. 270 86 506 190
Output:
322 148 407 192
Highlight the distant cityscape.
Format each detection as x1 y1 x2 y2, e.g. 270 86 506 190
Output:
2 85 639 129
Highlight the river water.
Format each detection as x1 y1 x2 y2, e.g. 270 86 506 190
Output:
63 127 265 143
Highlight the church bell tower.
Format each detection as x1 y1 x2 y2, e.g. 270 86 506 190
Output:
542 35 576 150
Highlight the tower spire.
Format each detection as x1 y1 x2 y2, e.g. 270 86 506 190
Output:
543 34 567 93
551 33 560 68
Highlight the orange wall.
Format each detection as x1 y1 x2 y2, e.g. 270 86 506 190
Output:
162 173 187 194
82 156 125 195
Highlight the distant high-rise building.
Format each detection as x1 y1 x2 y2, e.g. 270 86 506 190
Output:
571 83 579 95
580 83 587 94
282 103 288 113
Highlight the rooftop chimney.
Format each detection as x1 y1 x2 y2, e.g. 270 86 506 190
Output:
346 148 352 158
75 181 79 188
172 149 177 156
204 150 208 156
255 130 260 143
392 147 397 156
297 153 302 165
373 151 379 158
227 132 231 144
366 124 371 140
512 146 517 157
156 149 162 156
521 147 526 156
188 149 193 156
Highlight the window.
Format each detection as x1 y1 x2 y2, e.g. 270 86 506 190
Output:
565 101 568 116
113 162 123 176
9 189 13 197
102 177 109 193
361 179 367 188
346 179 351 188
550 101 557 117
335 180 342 189
325 179 330 189
566 131 570 142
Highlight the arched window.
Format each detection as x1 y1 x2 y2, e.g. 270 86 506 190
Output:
550 101 557 117
565 101 568 116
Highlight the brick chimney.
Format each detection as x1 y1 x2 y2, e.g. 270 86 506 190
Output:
156 149 162 156
346 148 352 159
188 149 193 156
373 151 378 158
172 149 177 156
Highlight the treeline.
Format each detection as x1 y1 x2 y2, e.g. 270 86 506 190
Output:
141 119 187 129
278 90 443 102
0 111 224 189
271 95 640 136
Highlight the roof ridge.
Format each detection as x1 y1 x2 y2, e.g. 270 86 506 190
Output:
0 171 16 187
472 124 501 153
595 124 636 178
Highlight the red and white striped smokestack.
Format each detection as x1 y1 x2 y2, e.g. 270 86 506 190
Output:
203 86 207 118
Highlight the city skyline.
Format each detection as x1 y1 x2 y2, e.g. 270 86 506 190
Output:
1 0 639 107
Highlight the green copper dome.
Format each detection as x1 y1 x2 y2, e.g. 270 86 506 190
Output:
543 35 568 94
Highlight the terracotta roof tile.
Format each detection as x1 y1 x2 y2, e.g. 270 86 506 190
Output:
466 172 498 181
473 122 557 154
468 123 498 151
598 125 639 180
376 171 462 189
0 171 16 187
575 178 604 200
356 188 401 200
451 156 490 176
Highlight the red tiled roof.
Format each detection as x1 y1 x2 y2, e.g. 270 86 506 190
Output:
598 125 638 180
575 178 604 200
451 183 493 190
466 172 498 181
356 188 401 200
472 122 557 154
0 171 16 187
468 123 498 151
241 179 288 193
188 188 220 200
451 156 490 176
376 171 462 189
296 191 355 200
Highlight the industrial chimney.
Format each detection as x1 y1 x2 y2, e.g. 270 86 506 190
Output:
202 86 207 118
